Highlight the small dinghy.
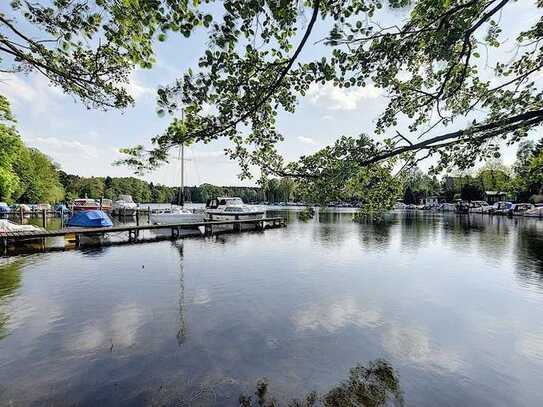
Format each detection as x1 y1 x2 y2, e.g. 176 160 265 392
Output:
67 210 113 228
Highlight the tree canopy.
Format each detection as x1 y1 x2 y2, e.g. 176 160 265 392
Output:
117 1 543 183
1 0 211 108
0 95 64 203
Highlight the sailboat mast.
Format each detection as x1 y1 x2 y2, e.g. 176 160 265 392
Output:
179 108 185 207
180 143 184 207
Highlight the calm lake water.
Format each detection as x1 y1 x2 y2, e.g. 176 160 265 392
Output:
1 210 543 406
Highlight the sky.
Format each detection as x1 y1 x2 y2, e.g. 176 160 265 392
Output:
0 1 541 188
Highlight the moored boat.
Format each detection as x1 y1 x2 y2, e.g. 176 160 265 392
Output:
524 205 543 218
112 195 138 216
0 219 44 233
507 203 534 216
469 201 491 213
150 207 205 225
98 199 113 212
205 197 265 220
0 202 11 215
66 210 113 228
71 198 100 212
489 201 513 215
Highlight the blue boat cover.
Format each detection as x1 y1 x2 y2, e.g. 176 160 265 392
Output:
67 210 112 227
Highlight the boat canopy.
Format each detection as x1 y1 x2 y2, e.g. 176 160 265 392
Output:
67 210 113 227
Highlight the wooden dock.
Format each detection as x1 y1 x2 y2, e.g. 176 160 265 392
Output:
1 217 286 253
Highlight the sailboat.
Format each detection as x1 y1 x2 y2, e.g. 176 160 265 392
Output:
150 139 205 225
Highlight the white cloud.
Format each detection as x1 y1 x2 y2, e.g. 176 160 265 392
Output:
25 136 101 160
23 133 125 176
297 136 318 145
0 74 63 113
125 70 155 100
322 115 333 121
307 82 382 110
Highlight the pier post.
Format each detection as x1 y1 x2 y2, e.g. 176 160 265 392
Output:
233 215 241 232
136 210 140 226
20 206 23 221
42 209 47 229
148 206 151 222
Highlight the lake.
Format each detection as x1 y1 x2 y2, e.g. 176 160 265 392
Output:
1 210 542 406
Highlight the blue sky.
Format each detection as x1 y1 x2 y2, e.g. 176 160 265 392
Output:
1 1 540 187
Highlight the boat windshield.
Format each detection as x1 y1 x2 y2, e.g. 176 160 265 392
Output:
222 198 244 206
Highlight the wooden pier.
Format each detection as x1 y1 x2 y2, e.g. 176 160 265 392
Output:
1 217 286 254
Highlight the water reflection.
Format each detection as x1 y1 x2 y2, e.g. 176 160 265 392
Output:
174 241 187 345
238 359 403 407
0 211 542 406
0 259 22 339
515 222 543 290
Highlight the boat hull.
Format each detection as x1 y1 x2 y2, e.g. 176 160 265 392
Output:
150 213 205 225
206 211 265 221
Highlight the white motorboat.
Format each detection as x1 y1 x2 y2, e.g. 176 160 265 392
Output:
469 201 491 213
524 205 543 218
205 197 265 220
150 207 205 225
112 195 138 216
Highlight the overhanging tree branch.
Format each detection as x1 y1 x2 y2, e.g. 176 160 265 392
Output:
360 109 543 166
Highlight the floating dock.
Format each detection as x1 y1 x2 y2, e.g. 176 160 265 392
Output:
1 217 286 254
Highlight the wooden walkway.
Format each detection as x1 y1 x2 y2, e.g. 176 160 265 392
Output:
1 217 286 253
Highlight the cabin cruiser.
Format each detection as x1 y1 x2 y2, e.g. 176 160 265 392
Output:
205 197 265 220
112 195 138 216
489 201 513 215
469 201 491 213
150 207 205 225
506 203 534 216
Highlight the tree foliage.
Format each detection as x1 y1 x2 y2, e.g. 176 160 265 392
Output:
0 95 64 203
1 0 213 109
117 0 543 183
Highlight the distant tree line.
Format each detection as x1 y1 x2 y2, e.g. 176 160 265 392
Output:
58 172 266 204
401 139 543 204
